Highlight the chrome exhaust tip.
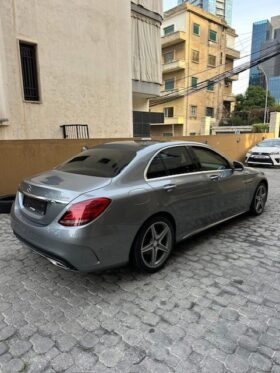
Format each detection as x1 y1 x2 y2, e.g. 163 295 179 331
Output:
47 258 72 271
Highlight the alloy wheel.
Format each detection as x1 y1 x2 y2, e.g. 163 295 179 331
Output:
140 222 172 269
255 184 267 214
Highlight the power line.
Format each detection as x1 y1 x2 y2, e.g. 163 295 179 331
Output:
150 42 280 106
160 42 279 99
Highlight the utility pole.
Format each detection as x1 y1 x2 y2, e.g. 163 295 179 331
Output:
257 65 269 124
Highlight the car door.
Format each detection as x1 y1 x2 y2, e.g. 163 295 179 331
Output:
190 145 247 220
145 145 218 240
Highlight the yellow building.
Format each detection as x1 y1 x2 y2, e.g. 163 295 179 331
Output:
150 2 240 136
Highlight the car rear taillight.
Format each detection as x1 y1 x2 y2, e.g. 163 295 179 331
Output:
59 198 111 227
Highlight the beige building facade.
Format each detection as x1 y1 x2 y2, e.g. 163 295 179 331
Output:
150 2 240 136
0 0 162 140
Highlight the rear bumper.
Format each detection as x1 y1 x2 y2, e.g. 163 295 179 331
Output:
14 231 78 271
10 200 131 272
11 211 101 272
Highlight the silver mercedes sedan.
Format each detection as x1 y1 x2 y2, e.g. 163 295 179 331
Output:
11 141 268 273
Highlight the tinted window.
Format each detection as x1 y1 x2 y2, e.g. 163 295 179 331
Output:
57 147 136 178
192 147 229 171
146 153 168 179
147 146 196 179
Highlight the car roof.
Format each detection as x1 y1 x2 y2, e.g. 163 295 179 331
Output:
94 140 208 152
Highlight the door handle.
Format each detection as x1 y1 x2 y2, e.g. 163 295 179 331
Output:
163 183 176 192
209 174 219 181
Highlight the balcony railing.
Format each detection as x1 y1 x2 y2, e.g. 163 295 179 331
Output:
163 60 186 74
161 31 186 48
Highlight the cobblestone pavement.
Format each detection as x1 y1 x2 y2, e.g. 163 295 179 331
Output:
0 168 280 372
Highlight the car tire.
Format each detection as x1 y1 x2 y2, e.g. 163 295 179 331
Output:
250 182 267 216
131 215 175 273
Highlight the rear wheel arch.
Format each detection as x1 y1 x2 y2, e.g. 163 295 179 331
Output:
129 211 176 266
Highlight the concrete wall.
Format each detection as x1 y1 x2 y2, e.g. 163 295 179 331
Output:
0 0 132 140
0 133 273 196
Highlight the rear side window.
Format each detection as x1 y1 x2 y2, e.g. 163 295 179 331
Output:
191 146 229 171
57 147 136 178
147 146 197 179
146 154 167 179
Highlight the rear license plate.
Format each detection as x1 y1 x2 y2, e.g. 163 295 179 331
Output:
23 195 47 216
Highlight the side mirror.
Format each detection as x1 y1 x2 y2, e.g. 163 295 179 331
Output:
233 161 244 171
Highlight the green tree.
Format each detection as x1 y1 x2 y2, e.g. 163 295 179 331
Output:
236 85 275 111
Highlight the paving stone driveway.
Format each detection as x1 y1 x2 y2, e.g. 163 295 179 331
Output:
0 168 280 372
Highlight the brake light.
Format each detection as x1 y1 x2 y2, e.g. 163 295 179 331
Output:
59 198 111 226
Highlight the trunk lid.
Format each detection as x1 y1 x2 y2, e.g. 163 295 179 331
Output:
19 170 111 225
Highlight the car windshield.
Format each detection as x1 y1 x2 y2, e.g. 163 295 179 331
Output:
56 146 136 178
257 139 280 148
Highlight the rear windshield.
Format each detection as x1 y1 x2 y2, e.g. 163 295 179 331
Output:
56 147 136 178
257 139 280 147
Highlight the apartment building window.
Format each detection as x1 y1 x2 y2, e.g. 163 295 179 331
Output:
206 107 214 117
190 105 197 118
193 23 200 36
191 77 198 88
19 42 40 101
208 54 216 67
192 50 200 63
164 107 174 117
209 30 217 42
207 81 215 91
163 51 174 64
164 25 175 35
164 79 175 91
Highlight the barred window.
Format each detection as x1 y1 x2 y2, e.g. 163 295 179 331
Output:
19 42 40 101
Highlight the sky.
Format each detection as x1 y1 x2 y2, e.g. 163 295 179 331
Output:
163 0 280 94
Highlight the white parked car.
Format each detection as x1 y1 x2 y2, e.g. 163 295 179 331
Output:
245 138 280 167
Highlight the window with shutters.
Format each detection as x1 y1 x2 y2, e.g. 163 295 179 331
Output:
208 54 216 67
192 50 200 63
209 30 217 42
191 77 198 88
193 23 200 36
164 25 175 35
164 79 175 91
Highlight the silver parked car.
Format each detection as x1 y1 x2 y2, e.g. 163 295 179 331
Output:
11 141 268 273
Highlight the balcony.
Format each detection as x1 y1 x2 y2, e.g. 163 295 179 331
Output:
164 116 184 125
226 74 239 81
225 47 240 60
161 31 186 48
163 60 185 74
223 94 236 102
